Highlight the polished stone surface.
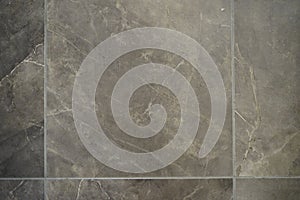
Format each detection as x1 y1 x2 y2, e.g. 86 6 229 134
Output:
1 0 300 199
0 0 44 79
0 180 44 200
236 179 300 200
235 0 300 176
47 0 232 177
0 0 44 177
47 179 232 200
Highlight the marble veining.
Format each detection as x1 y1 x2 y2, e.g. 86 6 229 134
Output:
235 0 300 176
0 0 44 178
47 0 232 177
47 179 232 200
0 0 299 199
0 180 43 200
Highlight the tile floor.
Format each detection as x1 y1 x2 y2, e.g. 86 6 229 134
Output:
0 0 299 199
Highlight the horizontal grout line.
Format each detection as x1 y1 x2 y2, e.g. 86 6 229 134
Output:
0 178 44 181
0 176 299 181
236 176 300 179
46 176 233 180
0 177 231 181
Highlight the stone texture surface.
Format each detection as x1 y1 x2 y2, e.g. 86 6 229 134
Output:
1 0 300 199
0 0 44 79
236 179 300 200
47 179 232 200
0 180 44 200
47 0 232 177
0 0 44 177
235 0 300 176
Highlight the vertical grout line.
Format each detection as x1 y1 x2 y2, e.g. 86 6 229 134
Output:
231 0 236 199
44 0 48 199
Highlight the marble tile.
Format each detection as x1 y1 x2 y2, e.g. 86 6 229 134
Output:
2 0 300 199
0 0 44 177
0 0 44 79
236 179 300 200
47 0 232 177
47 179 232 200
0 180 44 200
235 0 300 176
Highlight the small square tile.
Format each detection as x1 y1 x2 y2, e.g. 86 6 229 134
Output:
236 178 300 200
47 0 232 177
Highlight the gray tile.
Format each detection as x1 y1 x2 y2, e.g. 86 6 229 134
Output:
0 16 44 178
0 180 44 200
47 179 232 200
236 179 300 200
0 0 44 178
47 0 232 177
235 0 300 176
0 0 44 79
0 123 44 177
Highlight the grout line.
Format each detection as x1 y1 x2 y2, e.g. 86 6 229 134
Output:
0 177 232 181
45 177 233 180
231 0 236 199
0 176 300 181
1 176 299 181
46 176 300 180
236 176 300 179
44 0 48 199
0 178 45 181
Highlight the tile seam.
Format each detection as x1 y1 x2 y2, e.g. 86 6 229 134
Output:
1 176 299 181
231 0 236 199
44 0 48 199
